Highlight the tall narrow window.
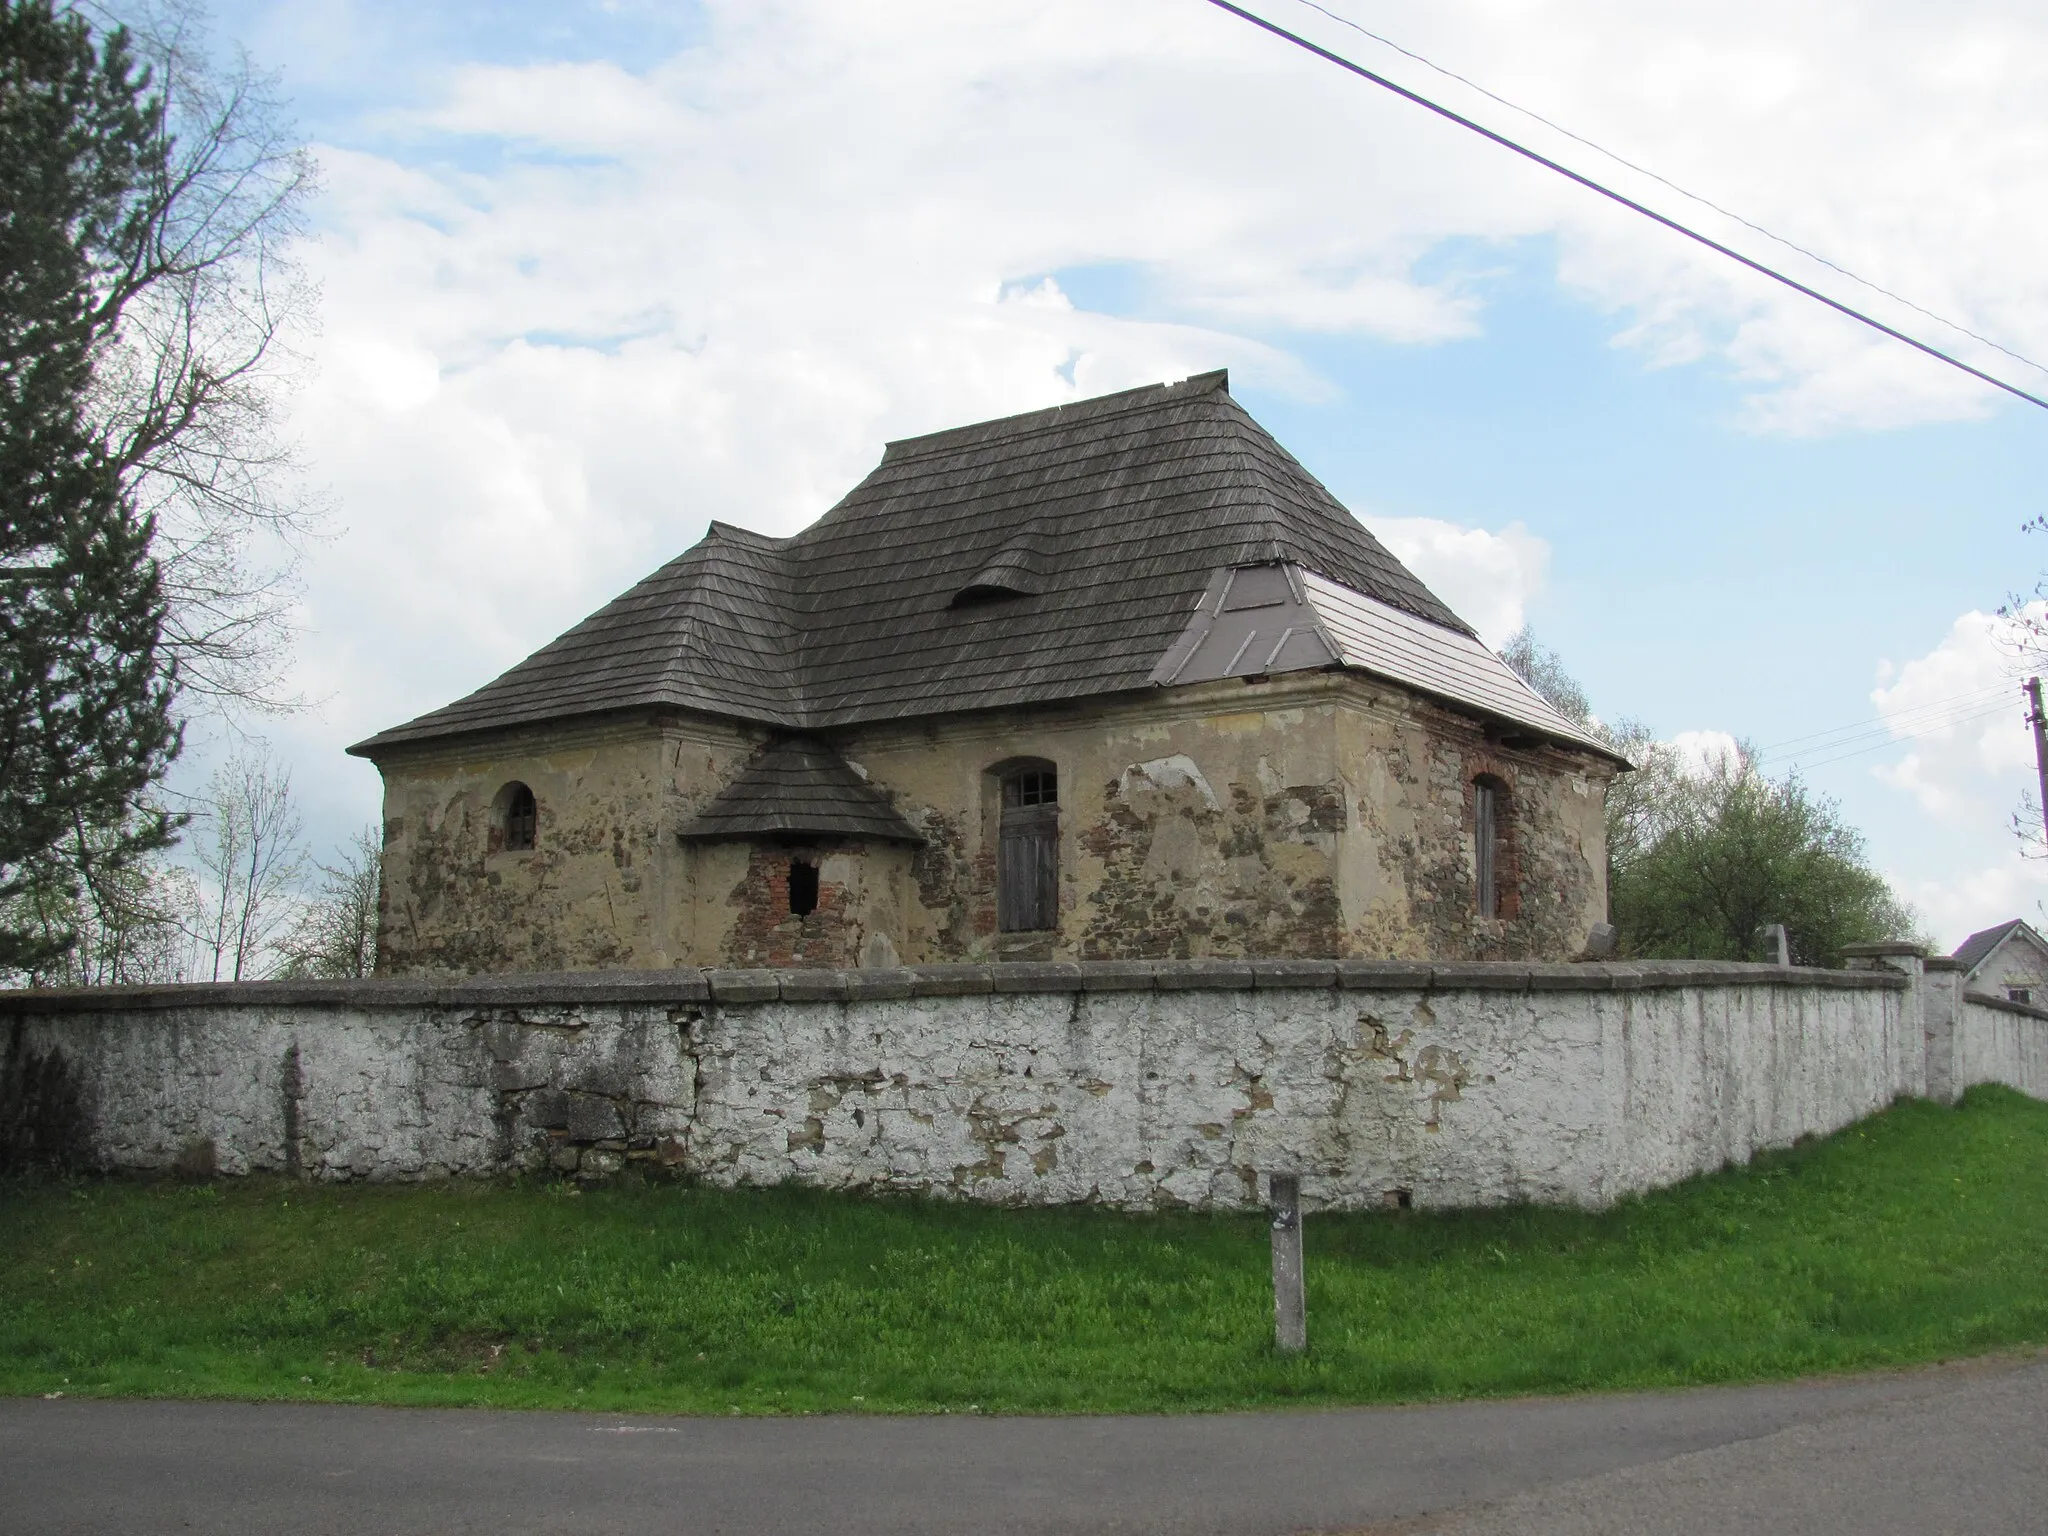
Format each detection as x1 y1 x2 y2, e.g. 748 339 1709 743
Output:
998 764 1058 932
1473 777 1501 918
788 858 820 917
495 781 537 853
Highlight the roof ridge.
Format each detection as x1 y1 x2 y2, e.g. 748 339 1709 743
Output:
351 374 1503 757
875 370 1230 466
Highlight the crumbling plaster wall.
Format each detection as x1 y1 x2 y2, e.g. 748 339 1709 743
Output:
371 673 1612 977
0 961 1933 1210
842 672 1612 967
682 840 914 971
373 715 760 977
1333 685 1610 961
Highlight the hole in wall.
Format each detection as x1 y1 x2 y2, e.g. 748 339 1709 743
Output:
788 858 820 917
1383 1187 1413 1211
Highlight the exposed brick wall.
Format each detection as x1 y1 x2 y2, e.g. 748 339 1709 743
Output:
721 844 861 968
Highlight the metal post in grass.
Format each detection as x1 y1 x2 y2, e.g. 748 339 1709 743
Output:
1269 1172 1306 1353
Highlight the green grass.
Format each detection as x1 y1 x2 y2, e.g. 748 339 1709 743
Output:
4 1085 2046 1415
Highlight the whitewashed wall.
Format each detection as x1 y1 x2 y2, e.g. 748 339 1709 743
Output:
0 960 1932 1210
1955 992 2048 1102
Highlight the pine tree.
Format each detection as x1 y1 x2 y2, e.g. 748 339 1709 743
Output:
0 2 181 973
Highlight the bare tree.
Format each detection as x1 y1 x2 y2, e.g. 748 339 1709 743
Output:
1500 625 1593 727
78 0 322 715
187 750 305 979
279 823 380 979
0 809 200 987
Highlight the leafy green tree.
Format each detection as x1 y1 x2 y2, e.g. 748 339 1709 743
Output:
1501 627 1919 964
0 0 182 972
1610 746 1922 965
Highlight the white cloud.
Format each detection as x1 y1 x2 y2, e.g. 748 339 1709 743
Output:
1869 608 2036 819
239 0 2048 847
1668 729 1744 777
1368 517 1549 645
1894 853 2048 953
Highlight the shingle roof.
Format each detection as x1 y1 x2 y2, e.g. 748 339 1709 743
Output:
676 738 924 844
350 372 1522 757
1152 564 1621 761
1953 918 2042 975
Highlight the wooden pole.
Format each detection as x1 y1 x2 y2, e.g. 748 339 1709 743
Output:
2028 678 2048 847
1269 1172 1305 1353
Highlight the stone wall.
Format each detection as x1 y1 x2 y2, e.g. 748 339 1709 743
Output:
365 672 1617 976
373 715 758 975
1956 991 2048 1101
0 959 1938 1211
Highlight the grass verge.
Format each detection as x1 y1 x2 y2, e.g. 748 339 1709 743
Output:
3 1086 2045 1415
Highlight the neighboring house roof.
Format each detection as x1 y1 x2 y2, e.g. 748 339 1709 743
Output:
676 738 924 845
1952 918 2048 979
351 371 1617 763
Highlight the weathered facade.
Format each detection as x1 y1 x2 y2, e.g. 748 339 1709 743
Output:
357 373 1624 976
1 957 1975 1210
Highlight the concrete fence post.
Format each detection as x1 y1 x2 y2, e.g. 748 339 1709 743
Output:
1921 957 1964 1105
1269 1172 1305 1353
1843 941 1936 1102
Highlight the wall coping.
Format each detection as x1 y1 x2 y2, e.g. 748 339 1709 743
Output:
1964 988 2048 1023
0 958 1907 1014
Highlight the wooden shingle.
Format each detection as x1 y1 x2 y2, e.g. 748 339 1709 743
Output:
351 371 1473 755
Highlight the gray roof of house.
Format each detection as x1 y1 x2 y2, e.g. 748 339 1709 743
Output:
1953 918 2045 975
675 738 924 844
351 370 1489 756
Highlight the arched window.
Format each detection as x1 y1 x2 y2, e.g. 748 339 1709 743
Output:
996 760 1058 932
494 781 537 853
1473 775 1508 918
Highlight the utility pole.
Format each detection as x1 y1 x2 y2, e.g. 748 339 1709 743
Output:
2028 679 2048 847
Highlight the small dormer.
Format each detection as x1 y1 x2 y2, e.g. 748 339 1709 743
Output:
950 543 1047 607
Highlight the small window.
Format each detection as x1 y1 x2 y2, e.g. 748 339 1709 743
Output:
1004 769 1057 809
788 858 819 918
2009 986 2032 1005
494 781 537 853
997 763 1058 932
1473 776 1505 919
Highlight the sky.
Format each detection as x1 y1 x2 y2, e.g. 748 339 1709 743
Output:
180 0 2048 948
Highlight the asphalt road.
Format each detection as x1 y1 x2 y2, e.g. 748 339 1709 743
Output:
1 1355 2041 1535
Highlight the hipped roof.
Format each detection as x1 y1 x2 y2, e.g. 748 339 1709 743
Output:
676 738 923 844
351 371 1613 763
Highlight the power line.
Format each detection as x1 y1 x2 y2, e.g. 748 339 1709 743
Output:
1780 706 2009 768
1199 0 2048 414
1284 0 2048 384
1753 683 2014 757
1776 701 2014 772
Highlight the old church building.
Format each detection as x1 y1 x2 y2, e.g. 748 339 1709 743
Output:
352 371 1624 975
